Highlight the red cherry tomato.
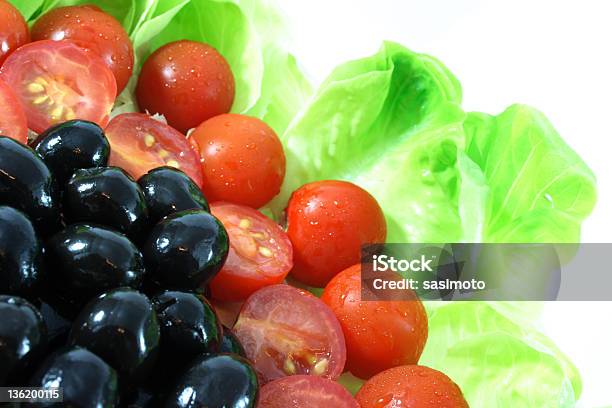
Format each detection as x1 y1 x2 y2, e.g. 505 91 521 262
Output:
0 40 116 133
189 114 286 208
31 5 134 94
136 40 235 133
286 180 387 287
321 264 428 379
0 0 29 65
210 299 243 328
233 284 346 384
0 77 27 143
105 113 204 187
356 365 469 408
259 375 359 408
209 202 293 302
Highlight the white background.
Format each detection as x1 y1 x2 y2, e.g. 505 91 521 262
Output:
278 1 612 406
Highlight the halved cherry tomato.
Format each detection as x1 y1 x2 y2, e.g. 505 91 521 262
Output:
233 284 346 384
0 0 29 65
105 113 204 187
189 113 286 208
209 202 293 302
0 40 116 134
322 264 428 379
259 375 359 408
136 40 235 133
286 180 387 287
31 5 134 93
355 365 469 408
0 78 27 143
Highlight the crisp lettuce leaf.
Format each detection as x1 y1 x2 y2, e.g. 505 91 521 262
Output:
464 106 597 243
269 41 468 243
266 42 594 406
421 301 581 408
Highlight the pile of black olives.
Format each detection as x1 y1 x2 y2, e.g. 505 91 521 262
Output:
0 121 256 408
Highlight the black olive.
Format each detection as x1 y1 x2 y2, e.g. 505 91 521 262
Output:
220 326 246 357
143 210 229 290
26 346 119 408
30 120 110 185
69 288 160 383
148 291 222 386
46 224 145 305
154 290 222 355
0 206 45 297
63 167 149 240
138 166 209 225
0 136 60 235
0 296 47 386
165 354 258 408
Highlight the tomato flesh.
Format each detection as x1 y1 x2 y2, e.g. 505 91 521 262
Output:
322 264 428 379
189 113 286 208
0 0 29 65
0 78 27 143
259 375 359 408
209 202 293 302
355 365 469 408
233 284 346 384
31 5 134 93
105 113 204 187
0 40 116 134
286 180 387 287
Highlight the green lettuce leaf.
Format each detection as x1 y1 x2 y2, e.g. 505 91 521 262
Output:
269 41 468 243
420 301 581 408
266 42 595 406
464 106 597 242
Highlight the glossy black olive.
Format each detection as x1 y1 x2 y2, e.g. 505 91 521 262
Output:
46 224 145 305
30 120 110 185
165 354 258 408
138 167 209 225
63 167 149 240
154 290 222 355
26 346 119 408
0 136 60 234
220 326 246 357
0 296 47 386
0 206 45 297
69 288 160 382
143 210 229 290
148 291 222 385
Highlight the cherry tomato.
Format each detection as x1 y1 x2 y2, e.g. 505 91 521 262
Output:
190 114 286 208
233 284 346 384
31 5 134 94
355 365 469 408
259 375 359 408
321 264 428 379
286 180 387 287
209 202 293 302
105 113 204 187
0 78 27 143
210 299 243 328
0 0 29 65
136 40 234 133
0 40 116 134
